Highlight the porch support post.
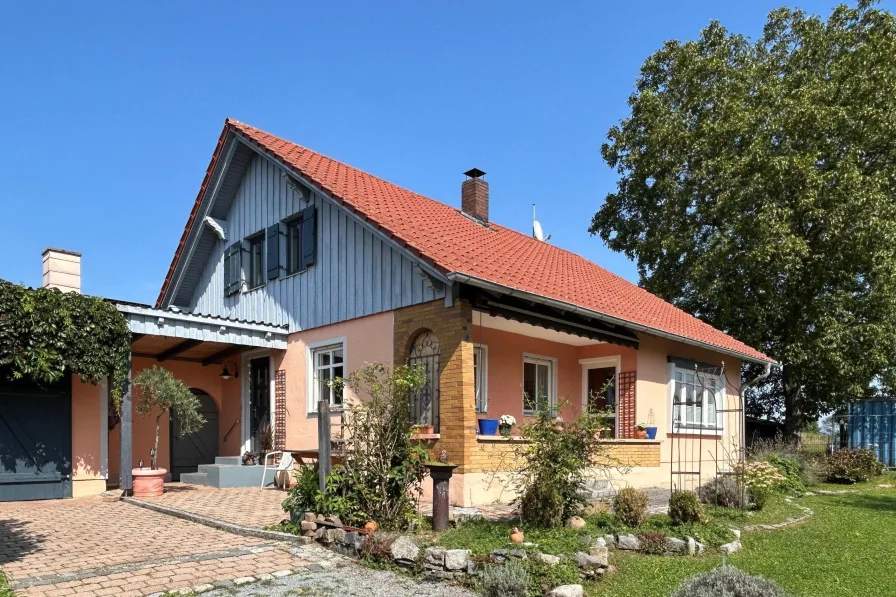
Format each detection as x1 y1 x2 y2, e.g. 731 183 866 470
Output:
119 351 133 495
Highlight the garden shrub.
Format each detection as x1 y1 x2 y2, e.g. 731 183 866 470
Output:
480 559 530 597
638 530 668 555
511 400 614 528
764 455 806 495
740 461 786 510
613 487 649 527
670 565 794 597
318 364 429 529
823 449 885 484
281 463 319 518
698 475 747 509
668 490 704 525
525 560 582 596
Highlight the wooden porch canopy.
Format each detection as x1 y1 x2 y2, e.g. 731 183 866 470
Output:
113 301 288 493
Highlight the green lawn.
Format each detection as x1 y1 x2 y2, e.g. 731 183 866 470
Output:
0 571 13 597
593 483 896 597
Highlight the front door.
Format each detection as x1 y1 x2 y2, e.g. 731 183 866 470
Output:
0 374 73 501
249 357 271 452
169 390 219 481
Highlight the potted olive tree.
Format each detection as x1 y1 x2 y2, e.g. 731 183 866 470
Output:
132 366 204 497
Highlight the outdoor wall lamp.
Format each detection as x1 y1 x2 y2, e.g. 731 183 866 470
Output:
220 360 239 380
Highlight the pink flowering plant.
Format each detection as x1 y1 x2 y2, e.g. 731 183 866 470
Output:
739 461 787 510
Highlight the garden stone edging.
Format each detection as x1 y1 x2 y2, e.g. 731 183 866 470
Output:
741 498 814 532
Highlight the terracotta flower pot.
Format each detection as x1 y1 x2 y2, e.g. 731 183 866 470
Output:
633 429 648 439
132 468 167 497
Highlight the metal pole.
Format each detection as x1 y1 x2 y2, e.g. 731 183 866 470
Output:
318 399 331 493
119 351 133 495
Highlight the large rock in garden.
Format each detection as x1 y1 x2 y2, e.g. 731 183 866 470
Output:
617 534 641 550
592 536 607 549
444 549 471 571
424 547 446 567
665 537 687 554
548 585 584 597
389 536 420 566
574 551 606 570
603 534 616 548
721 540 742 554
300 521 317 532
534 552 561 566
588 545 609 566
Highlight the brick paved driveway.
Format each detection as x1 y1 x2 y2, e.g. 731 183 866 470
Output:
0 496 325 597
135 484 289 529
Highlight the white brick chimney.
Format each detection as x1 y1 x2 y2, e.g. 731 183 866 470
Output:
42 248 81 293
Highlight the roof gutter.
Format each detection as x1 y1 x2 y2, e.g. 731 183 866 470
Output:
447 272 776 366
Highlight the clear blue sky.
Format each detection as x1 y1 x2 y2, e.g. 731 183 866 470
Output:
0 1 864 305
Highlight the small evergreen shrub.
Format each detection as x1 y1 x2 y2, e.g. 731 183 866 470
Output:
823 449 885 484
764 455 806 495
639 530 668 555
668 490 704 525
480 560 530 597
670 566 795 597
613 487 649 527
698 475 747 509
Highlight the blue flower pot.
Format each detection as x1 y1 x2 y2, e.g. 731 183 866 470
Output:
478 418 499 436
646 426 658 440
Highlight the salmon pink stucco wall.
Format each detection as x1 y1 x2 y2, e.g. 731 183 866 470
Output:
108 357 240 484
471 324 638 425
71 376 107 497
281 311 395 451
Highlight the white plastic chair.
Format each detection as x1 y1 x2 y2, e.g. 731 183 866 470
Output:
261 451 295 490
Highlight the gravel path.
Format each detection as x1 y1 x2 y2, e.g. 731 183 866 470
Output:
203 565 477 597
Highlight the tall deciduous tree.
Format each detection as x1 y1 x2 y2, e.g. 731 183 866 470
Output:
591 0 896 433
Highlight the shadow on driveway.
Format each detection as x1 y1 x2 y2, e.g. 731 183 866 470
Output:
0 517 45 566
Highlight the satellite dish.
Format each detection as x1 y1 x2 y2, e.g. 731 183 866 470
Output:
532 204 551 242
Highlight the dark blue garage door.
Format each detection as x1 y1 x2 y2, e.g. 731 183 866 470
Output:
0 375 72 501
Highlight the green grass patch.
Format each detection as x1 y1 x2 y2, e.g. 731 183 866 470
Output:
0 572 13 597
809 470 896 492
705 494 807 528
592 484 896 597
435 511 735 557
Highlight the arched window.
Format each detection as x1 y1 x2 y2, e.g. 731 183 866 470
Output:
408 330 440 431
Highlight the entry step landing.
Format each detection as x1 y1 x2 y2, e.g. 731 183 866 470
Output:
179 456 276 488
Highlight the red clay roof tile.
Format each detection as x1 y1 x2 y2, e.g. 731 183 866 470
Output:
158 119 772 363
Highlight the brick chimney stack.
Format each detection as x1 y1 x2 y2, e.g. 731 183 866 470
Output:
42 248 81 293
461 168 489 224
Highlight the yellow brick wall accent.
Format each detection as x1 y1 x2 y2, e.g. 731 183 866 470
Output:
394 298 477 473
466 439 662 473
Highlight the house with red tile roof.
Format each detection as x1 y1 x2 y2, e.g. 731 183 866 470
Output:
1 119 773 504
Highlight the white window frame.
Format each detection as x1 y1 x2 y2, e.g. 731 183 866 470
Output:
522 353 558 416
306 337 347 414
474 344 488 413
579 356 621 439
668 363 724 434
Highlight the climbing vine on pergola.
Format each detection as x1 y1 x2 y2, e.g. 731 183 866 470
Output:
0 281 131 408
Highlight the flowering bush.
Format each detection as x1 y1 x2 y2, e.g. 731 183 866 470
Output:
823 449 885 484
738 461 786 509
499 414 517 426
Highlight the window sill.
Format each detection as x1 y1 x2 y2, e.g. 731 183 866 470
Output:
477 435 529 443
306 408 345 417
243 284 265 294
602 438 662 444
410 433 440 440
282 268 308 281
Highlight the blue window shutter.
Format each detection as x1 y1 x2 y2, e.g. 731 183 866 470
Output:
223 245 232 294
301 206 316 268
224 242 242 295
266 224 280 280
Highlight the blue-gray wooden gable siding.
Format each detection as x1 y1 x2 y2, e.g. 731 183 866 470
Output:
188 153 445 331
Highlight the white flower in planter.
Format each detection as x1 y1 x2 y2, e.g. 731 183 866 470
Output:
499 414 517 426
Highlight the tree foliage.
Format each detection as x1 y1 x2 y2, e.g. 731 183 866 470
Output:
0 281 131 408
134 366 204 470
591 0 896 430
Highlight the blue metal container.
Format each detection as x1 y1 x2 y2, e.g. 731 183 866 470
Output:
848 399 896 467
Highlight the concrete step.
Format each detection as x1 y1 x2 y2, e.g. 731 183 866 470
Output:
179 472 210 486
215 456 242 466
187 464 278 488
